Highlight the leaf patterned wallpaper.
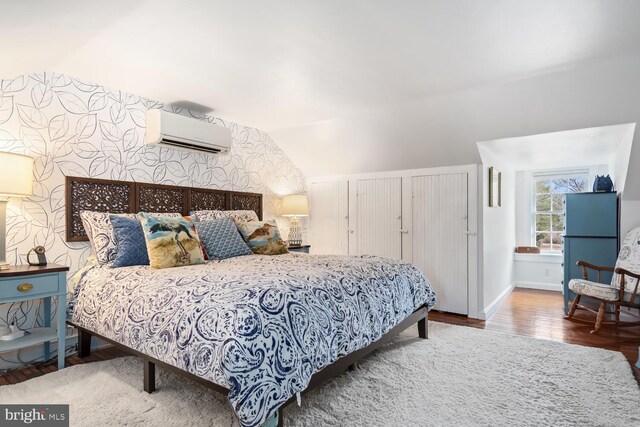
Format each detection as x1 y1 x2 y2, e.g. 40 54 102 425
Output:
0 72 306 341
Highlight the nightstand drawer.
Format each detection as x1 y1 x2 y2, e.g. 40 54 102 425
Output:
0 273 61 300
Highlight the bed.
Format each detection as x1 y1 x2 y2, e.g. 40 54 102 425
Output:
64 177 437 427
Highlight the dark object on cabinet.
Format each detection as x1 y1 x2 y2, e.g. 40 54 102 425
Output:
563 192 618 312
592 175 614 193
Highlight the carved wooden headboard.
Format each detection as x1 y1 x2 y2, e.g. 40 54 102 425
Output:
65 176 263 242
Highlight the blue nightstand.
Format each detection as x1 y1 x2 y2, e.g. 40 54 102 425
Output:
0 264 69 369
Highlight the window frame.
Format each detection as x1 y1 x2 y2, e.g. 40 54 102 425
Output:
531 170 589 253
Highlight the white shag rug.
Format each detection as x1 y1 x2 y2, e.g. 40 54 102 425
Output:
1 322 639 427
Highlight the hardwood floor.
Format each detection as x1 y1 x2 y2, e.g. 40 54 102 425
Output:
1 288 638 386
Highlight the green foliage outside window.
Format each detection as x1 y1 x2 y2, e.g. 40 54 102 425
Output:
534 176 586 251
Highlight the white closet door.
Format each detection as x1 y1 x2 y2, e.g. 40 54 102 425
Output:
354 177 402 259
412 174 468 314
309 181 349 254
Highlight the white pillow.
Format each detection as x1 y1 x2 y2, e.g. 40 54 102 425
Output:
80 211 183 266
190 210 258 223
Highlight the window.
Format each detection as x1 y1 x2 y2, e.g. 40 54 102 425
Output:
533 172 588 252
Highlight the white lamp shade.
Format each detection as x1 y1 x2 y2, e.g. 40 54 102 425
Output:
0 152 33 197
281 194 309 217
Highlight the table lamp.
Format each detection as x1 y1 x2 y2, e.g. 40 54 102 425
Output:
0 152 33 270
281 194 308 246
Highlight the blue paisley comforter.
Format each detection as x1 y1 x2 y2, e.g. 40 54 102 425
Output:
67 253 436 427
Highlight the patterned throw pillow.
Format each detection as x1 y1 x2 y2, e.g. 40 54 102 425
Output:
80 211 137 265
191 210 259 223
195 218 253 260
139 213 205 269
236 220 289 255
110 216 149 268
80 211 183 266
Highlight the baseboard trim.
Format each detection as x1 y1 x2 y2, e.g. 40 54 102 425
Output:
479 284 515 320
515 281 562 292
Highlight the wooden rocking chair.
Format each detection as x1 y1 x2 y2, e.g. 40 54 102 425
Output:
565 226 640 335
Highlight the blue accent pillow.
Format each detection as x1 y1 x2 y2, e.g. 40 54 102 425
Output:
111 216 150 267
195 217 253 260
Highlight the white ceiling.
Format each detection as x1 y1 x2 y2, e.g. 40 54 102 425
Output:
2 1 640 177
477 123 636 171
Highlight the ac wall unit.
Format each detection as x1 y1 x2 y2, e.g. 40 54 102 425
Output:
144 109 231 154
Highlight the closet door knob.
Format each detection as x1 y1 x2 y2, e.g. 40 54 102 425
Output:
399 229 409 234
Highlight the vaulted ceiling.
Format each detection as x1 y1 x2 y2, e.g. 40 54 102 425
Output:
2 0 640 178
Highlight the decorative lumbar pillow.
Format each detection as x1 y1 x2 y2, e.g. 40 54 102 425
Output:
80 211 183 266
139 213 205 268
110 216 149 268
191 210 259 223
195 218 253 260
236 220 289 255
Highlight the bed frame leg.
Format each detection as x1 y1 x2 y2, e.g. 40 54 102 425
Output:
277 407 284 427
78 329 92 358
418 316 428 339
144 360 156 393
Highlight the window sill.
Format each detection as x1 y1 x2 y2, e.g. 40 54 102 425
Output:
514 253 563 263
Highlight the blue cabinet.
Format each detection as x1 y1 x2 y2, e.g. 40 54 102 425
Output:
563 193 618 312
565 193 618 237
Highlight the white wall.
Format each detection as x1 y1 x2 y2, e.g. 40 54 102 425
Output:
609 125 635 195
515 171 530 247
477 147 516 318
620 200 640 238
611 125 640 237
619 128 640 201
514 253 563 292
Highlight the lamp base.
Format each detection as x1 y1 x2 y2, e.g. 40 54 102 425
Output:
288 217 302 246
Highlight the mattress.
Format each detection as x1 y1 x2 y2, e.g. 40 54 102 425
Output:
67 253 436 427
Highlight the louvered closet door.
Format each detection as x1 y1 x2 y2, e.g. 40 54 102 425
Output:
412 174 468 314
309 181 349 254
354 178 402 259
